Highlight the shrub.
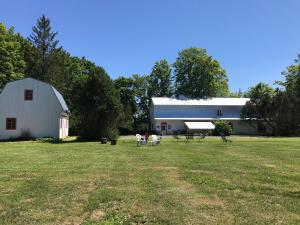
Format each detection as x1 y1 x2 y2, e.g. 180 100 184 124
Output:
20 129 33 140
213 121 232 136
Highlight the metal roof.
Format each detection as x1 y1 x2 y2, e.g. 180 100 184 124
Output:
184 122 215 130
154 117 242 121
152 97 249 106
51 86 69 113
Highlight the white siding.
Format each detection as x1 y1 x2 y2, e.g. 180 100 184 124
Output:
153 105 243 120
0 78 68 139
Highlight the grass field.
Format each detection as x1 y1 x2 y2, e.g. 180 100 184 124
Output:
0 137 299 225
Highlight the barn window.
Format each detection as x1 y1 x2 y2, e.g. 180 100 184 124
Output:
217 109 223 116
6 118 17 130
24 90 33 100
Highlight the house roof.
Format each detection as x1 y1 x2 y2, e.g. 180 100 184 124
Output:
184 122 215 130
152 97 249 106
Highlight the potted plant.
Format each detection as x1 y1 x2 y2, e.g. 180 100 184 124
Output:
100 137 108 144
108 129 119 145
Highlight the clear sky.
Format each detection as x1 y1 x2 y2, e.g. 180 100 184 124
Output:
0 0 299 91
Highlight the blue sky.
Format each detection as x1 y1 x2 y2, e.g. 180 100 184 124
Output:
1 0 299 91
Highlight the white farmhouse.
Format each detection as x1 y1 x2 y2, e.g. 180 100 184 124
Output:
150 97 258 135
0 78 69 140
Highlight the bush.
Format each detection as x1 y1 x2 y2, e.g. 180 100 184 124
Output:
213 121 232 136
20 129 33 140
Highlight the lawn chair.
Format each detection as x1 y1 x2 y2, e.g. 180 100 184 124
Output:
136 134 147 146
220 133 232 144
185 134 194 142
148 135 160 146
197 133 206 141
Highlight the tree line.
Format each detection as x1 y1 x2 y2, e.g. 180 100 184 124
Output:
0 15 299 138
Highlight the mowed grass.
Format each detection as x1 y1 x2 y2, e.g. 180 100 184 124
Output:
0 137 299 225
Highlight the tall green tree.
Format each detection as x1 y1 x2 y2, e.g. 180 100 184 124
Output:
241 83 276 134
132 74 149 132
114 76 137 133
71 66 121 140
27 15 60 82
148 59 173 97
0 23 25 89
173 48 229 98
274 54 300 135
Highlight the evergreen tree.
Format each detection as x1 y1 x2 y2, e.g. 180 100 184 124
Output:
28 15 60 82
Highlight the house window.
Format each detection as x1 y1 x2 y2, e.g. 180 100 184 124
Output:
6 118 17 130
156 125 160 129
24 90 33 100
217 109 223 116
168 124 172 130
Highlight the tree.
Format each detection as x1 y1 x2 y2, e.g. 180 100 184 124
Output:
71 66 121 140
148 59 173 97
173 48 229 98
114 76 137 133
0 23 25 89
241 83 276 134
274 54 300 135
28 15 60 82
132 74 149 132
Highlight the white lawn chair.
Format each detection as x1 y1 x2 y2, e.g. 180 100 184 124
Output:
148 135 160 146
136 134 146 146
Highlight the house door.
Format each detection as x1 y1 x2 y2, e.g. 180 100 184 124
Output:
161 122 167 135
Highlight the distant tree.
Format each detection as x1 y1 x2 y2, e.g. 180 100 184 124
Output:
274 54 300 135
28 15 60 82
173 48 229 98
148 59 173 97
114 76 137 134
0 23 25 89
229 89 244 97
132 74 149 132
71 66 121 140
241 83 276 134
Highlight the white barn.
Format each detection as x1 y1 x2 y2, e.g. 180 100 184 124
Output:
0 78 69 140
150 97 258 135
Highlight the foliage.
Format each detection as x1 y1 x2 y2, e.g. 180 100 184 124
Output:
0 23 25 89
114 76 137 134
148 59 173 97
241 83 276 134
71 66 121 140
213 121 232 136
173 47 229 98
27 14 60 82
132 74 149 132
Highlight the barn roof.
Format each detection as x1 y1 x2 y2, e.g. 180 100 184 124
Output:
3 78 69 113
51 86 69 113
152 97 249 106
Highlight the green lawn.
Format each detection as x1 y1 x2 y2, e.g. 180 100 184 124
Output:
0 137 299 225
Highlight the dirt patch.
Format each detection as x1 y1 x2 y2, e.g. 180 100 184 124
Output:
90 209 106 221
190 169 214 175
